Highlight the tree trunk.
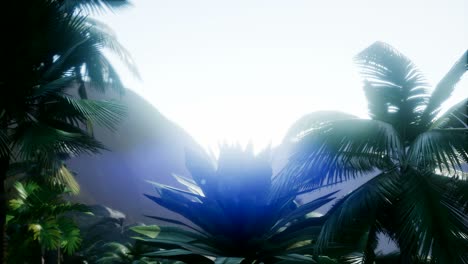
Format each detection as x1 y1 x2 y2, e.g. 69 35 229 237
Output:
0 156 9 264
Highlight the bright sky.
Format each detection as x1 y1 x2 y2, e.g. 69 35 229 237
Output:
100 0 468 152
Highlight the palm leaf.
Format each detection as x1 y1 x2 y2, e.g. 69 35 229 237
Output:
13 122 105 167
55 165 81 194
31 76 75 98
57 217 82 255
354 41 430 128
87 17 140 78
283 111 357 142
61 0 131 14
214 257 245 264
395 169 468 263
315 171 399 252
53 96 126 131
0 128 11 158
431 98 468 129
280 119 402 190
408 128 468 174
421 50 468 125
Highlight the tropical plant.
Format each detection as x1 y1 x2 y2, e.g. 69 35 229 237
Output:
6 179 89 263
87 240 186 264
0 0 136 262
130 145 350 264
277 42 468 263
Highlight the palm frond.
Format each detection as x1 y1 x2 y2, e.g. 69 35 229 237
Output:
421 50 468 125
408 128 468 174
50 96 127 131
31 76 75 98
354 41 430 128
277 119 402 191
395 169 468 263
55 165 81 194
0 128 11 159
283 111 357 142
61 0 131 14
12 122 105 166
87 17 140 78
315 171 399 253
431 98 468 129
57 217 82 255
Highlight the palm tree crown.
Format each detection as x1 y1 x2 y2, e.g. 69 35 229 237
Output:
279 42 468 263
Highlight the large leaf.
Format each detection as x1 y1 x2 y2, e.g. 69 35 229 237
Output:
283 111 357 142
131 225 161 239
51 97 127 131
395 169 468 263
408 128 468 174
354 41 430 128
13 122 105 165
57 217 82 255
315 171 399 253
87 17 140 78
214 257 245 264
421 50 468 125
431 98 468 129
280 119 402 190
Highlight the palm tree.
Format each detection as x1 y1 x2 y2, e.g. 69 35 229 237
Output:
0 0 137 262
131 145 353 264
277 42 468 263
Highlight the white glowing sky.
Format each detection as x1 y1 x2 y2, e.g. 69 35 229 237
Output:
99 0 467 152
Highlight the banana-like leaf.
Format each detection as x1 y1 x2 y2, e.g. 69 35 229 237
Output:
132 225 161 239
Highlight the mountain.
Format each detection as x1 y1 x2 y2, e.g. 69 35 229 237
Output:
66 89 203 224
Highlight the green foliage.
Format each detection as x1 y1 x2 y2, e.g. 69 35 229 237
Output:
6 180 89 263
0 2 133 260
0 0 135 175
280 42 468 262
131 145 347 263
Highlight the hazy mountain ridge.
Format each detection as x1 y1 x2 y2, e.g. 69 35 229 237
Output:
67 89 203 224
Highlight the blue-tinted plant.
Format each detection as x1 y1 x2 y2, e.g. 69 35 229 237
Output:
132 145 344 263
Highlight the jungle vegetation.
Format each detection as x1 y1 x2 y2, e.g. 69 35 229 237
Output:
0 0 467 263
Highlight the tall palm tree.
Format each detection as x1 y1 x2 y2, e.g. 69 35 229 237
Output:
0 0 137 262
277 42 468 263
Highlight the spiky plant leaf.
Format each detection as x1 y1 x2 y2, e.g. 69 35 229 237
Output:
138 146 340 263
